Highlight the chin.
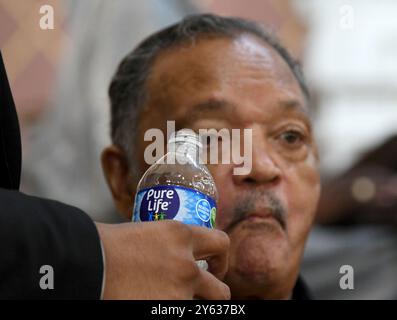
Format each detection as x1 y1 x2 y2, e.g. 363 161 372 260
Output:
225 223 291 299
226 262 292 300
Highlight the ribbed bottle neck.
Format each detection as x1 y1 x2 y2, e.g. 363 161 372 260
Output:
168 140 201 164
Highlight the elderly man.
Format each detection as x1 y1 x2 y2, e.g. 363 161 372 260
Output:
101 14 321 299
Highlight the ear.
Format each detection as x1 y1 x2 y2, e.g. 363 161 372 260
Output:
101 145 136 220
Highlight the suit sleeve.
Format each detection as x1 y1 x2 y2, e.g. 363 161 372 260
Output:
0 188 104 299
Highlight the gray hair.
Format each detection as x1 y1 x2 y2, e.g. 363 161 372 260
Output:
108 13 310 170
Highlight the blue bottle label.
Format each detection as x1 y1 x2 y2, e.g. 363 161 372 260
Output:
133 185 216 228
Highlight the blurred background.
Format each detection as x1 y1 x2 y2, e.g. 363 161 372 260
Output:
1 0 397 299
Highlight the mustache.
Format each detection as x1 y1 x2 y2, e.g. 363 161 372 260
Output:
224 190 287 232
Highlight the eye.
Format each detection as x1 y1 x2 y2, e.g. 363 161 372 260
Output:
279 130 305 147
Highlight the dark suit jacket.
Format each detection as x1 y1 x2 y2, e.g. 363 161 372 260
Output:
0 52 103 299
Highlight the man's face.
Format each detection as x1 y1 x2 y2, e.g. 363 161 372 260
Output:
104 34 320 299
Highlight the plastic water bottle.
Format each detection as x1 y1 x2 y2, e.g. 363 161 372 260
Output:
132 129 218 269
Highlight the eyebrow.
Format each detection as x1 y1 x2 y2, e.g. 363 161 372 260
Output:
278 99 312 128
279 99 310 117
180 97 311 127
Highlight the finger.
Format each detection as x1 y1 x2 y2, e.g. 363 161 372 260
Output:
190 226 230 279
194 269 231 300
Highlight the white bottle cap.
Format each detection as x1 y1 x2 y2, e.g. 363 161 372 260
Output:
168 129 203 149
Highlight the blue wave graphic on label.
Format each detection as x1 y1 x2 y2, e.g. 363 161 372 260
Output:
133 185 216 228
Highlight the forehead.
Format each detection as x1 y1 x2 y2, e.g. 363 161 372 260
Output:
144 34 306 120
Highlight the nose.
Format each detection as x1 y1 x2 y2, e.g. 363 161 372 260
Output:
232 128 281 187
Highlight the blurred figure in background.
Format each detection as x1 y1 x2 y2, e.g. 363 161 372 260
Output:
317 136 397 226
301 135 397 299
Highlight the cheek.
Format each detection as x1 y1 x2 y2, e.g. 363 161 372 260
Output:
284 160 320 241
216 198 234 230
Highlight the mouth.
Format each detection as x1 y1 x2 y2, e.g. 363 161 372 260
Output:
225 208 285 233
224 194 288 233
243 211 280 226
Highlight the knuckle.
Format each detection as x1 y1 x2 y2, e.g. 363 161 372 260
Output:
217 230 230 250
165 220 192 241
211 229 230 252
171 220 192 236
